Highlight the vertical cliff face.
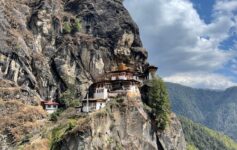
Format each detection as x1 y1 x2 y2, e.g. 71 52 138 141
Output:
158 113 187 150
0 0 147 100
0 0 186 149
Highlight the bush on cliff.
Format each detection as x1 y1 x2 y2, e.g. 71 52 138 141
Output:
74 19 82 32
49 108 64 122
58 86 80 108
50 119 77 150
148 77 171 130
63 22 72 33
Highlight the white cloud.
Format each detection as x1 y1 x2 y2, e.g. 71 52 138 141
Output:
124 0 237 89
230 58 237 74
163 72 237 90
214 0 237 13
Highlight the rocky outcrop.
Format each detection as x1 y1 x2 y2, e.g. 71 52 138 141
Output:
158 113 187 150
0 79 47 150
0 79 41 105
51 97 186 150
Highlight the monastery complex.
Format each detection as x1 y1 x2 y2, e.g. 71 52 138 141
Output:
82 63 157 112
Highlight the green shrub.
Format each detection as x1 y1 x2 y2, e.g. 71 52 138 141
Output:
187 144 198 150
74 19 82 32
50 119 77 149
107 137 114 144
63 22 72 33
68 119 77 129
148 77 171 130
58 86 80 108
49 109 64 122
50 113 58 122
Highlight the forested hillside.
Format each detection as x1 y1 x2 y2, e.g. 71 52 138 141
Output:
179 116 237 150
166 82 237 141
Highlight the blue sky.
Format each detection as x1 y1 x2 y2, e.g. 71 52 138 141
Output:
192 0 216 24
124 0 237 89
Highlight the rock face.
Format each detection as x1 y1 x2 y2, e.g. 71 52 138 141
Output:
158 113 187 150
56 97 158 150
52 97 186 150
0 0 147 100
0 0 186 149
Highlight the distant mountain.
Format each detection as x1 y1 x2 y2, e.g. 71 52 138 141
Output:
179 116 237 150
166 82 237 141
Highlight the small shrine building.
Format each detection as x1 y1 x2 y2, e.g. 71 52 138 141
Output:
41 100 59 114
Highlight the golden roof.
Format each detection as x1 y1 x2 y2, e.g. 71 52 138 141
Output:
118 63 128 71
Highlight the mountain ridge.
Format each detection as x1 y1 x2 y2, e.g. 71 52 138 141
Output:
166 82 237 141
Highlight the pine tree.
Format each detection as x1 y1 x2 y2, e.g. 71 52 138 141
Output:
149 77 171 130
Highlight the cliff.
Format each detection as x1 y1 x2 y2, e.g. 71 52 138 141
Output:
0 0 147 100
0 0 186 149
48 97 186 150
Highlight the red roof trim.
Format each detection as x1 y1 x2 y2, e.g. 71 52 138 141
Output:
42 100 59 105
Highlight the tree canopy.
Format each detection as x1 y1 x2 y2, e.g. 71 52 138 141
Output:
148 77 171 130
